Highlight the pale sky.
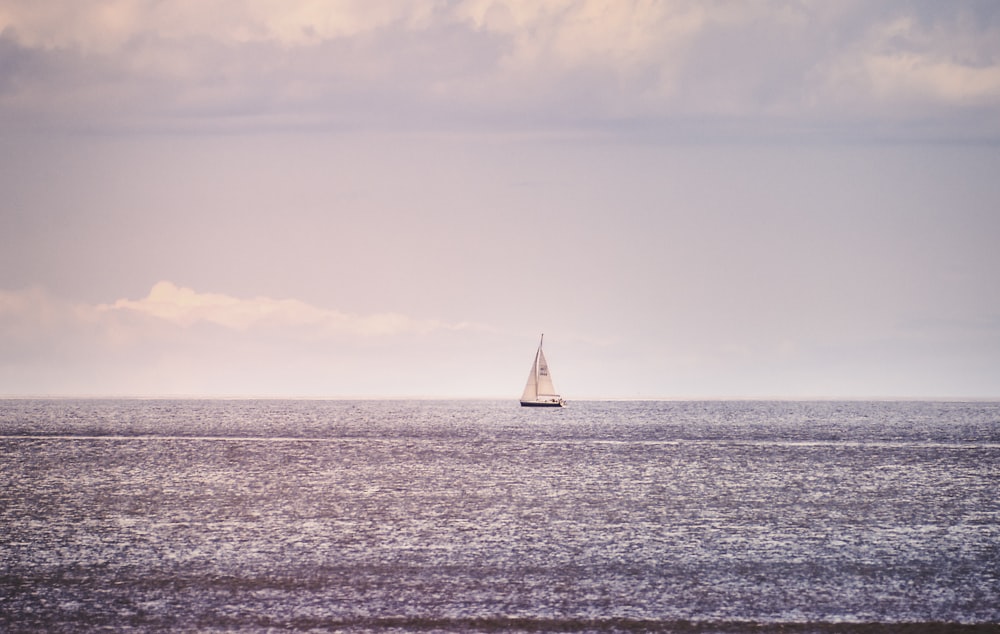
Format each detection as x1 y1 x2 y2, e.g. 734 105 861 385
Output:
2 0 999 398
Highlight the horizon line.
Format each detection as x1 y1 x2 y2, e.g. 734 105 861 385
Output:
2 394 998 402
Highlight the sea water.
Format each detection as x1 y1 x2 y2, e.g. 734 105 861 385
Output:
1 399 998 632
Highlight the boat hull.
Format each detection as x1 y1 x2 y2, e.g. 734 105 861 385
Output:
520 400 564 408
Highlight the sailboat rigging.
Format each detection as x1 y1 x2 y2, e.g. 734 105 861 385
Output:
520 334 565 407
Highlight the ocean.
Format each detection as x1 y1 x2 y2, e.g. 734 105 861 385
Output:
1 399 998 633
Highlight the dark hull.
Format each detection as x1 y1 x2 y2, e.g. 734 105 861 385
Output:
520 401 564 408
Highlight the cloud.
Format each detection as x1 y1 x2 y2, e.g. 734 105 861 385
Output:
0 286 99 341
0 282 492 395
2 1 998 136
816 11 1000 114
0 0 430 51
97 281 475 336
1 282 477 343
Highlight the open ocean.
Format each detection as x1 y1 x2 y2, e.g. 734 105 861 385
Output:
1 399 998 633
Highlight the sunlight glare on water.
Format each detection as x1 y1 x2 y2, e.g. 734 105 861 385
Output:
1 400 998 632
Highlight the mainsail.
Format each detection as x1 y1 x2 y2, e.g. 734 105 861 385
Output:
520 334 564 406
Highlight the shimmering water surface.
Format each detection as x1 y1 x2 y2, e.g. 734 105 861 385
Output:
1 400 998 632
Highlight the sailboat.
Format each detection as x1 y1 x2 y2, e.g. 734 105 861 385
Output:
520 334 565 407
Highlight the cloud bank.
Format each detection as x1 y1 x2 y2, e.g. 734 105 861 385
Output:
0 281 472 338
0 282 488 396
1 281 476 363
99 281 470 336
2 1 998 136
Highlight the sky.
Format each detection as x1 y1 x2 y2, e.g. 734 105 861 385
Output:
1 0 999 399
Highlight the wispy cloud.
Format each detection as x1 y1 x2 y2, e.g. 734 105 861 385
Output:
98 281 478 336
0 282 493 395
2 282 479 340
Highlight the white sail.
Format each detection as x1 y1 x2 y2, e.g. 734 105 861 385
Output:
520 356 538 402
535 348 558 398
520 334 563 406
